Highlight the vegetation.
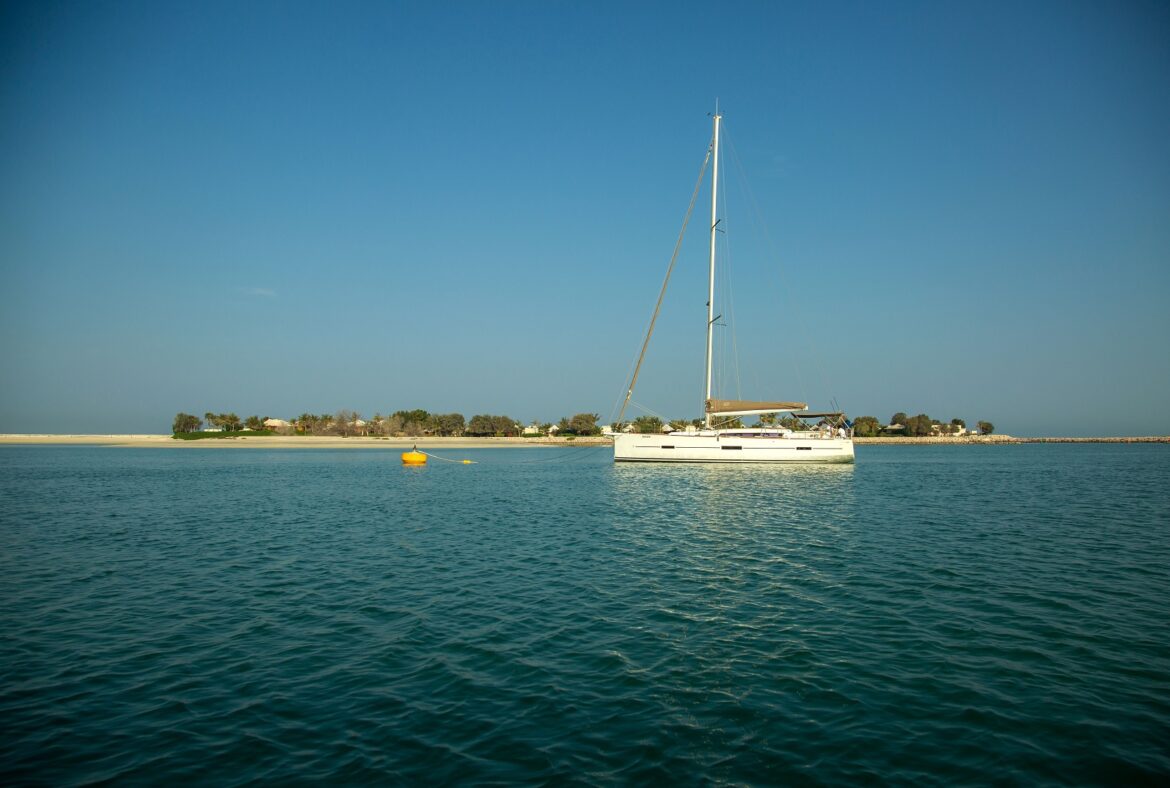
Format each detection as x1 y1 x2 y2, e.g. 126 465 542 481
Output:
204 411 243 431
556 413 601 436
286 410 469 437
174 406 999 439
852 415 883 437
173 430 276 440
633 416 663 434
173 411 265 435
902 414 935 437
173 412 202 433
465 414 519 436
845 413 996 437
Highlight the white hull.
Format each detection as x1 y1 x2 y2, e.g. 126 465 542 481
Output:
613 432 855 464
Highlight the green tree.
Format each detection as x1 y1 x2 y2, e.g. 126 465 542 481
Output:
172 412 202 434
494 415 519 436
210 412 242 432
633 415 663 434
431 413 465 436
904 413 933 437
977 420 995 435
393 409 430 436
466 414 517 436
891 412 908 428
566 413 600 435
852 416 882 437
245 415 264 431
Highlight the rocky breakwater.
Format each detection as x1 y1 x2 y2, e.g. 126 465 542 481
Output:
853 435 1168 445
854 435 1018 445
1015 436 1169 444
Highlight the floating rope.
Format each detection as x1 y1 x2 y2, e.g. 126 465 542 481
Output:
504 444 609 465
418 449 477 464
406 445 610 466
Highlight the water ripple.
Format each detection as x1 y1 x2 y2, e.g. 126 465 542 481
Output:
1 444 1168 783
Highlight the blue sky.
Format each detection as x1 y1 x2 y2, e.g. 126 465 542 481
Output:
2 0 1167 436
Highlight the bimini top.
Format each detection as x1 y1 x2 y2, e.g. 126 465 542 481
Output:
705 399 807 416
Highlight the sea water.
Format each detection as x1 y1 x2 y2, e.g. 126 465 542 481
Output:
1 444 1168 784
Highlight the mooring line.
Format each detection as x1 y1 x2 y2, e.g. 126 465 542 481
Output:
417 450 477 464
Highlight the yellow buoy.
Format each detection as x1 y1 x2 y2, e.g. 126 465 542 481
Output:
401 449 427 466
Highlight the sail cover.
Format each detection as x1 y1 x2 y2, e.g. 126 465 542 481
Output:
705 399 807 415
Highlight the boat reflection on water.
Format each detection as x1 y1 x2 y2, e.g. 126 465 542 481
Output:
608 461 857 549
601 462 860 671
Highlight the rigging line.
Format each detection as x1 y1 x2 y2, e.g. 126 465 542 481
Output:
565 445 609 464
616 141 713 426
717 130 744 404
721 126 760 402
724 130 821 405
609 344 645 425
505 444 610 465
532 446 601 463
626 399 672 423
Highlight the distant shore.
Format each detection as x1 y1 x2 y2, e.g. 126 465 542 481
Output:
0 434 613 448
0 434 1166 447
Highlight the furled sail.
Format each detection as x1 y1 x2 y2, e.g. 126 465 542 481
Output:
705 399 807 416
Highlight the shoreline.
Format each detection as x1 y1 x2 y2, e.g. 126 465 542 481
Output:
0 435 614 448
0 434 1166 447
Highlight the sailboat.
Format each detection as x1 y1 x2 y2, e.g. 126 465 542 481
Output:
613 110 855 464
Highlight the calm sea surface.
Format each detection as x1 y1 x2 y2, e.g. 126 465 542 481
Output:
1 444 1168 784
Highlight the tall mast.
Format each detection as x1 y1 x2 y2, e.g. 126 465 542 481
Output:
703 109 721 429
